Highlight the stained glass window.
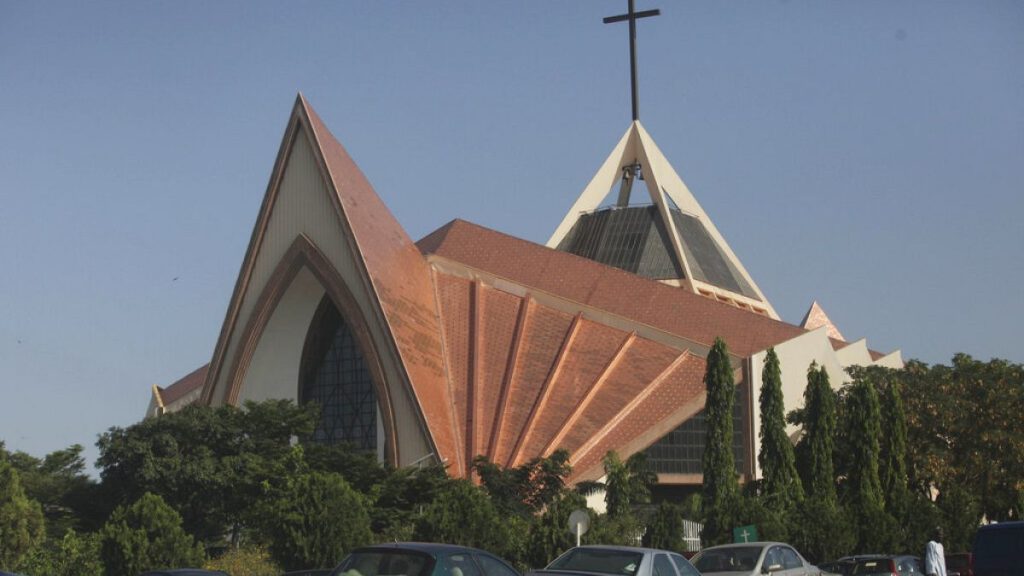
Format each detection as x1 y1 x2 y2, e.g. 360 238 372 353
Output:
299 296 377 451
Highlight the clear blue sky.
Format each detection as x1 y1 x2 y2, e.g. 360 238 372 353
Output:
1 2 1021 469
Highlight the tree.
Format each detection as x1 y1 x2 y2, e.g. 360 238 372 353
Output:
99 492 205 576
701 337 739 543
264 470 372 571
758 348 803 511
787 497 855 564
0 452 45 572
414 478 523 561
796 363 837 504
901 355 1024 522
841 378 894 551
96 400 321 545
370 463 450 541
205 545 281 576
473 449 572 517
524 491 587 569
7 444 103 533
878 375 910 519
15 529 103 576
643 501 687 553
577 451 657 519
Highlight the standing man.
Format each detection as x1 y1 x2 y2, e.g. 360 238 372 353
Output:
925 527 948 576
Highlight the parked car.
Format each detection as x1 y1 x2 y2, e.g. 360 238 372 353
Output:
944 554 972 576
972 521 1024 576
530 545 700 576
331 542 520 576
818 560 854 576
283 571 333 576
831 556 923 576
691 542 818 576
138 571 229 576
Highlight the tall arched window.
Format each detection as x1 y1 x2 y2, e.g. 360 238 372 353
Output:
299 295 377 451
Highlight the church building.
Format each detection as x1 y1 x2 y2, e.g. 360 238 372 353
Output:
146 93 900 488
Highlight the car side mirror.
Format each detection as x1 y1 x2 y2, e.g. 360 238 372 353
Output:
762 565 783 574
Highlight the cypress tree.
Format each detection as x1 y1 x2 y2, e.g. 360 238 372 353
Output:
879 379 909 513
844 379 895 551
758 348 804 510
801 363 837 504
845 380 883 510
701 337 739 543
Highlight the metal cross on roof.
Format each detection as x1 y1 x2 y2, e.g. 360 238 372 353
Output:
604 0 661 122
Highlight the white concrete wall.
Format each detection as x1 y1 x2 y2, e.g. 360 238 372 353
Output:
237 267 323 404
208 126 432 466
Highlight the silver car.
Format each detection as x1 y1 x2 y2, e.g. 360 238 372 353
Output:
691 543 819 576
531 545 700 576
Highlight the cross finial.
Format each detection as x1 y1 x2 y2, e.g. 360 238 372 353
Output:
604 0 661 122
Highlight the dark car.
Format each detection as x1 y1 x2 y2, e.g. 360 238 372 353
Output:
972 521 1024 576
331 542 519 576
530 545 700 576
819 560 855 576
139 571 229 576
945 553 972 576
827 555 922 576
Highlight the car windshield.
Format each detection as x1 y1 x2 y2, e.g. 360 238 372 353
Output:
852 560 894 576
693 547 762 573
548 548 645 575
335 551 432 576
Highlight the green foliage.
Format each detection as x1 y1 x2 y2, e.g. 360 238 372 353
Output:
15 529 103 576
588 511 642 546
100 492 205 576
0 453 46 571
577 451 657 519
414 478 522 558
474 449 572 518
841 379 893 551
205 545 281 576
95 400 320 545
701 337 739 543
264 470 372 572
524 491 587 569
642 501 688 553
936 481 981 553
7 444 102 533
370 463 450 541
758 348 804 511
901 355 1023 522
796 363 837 504
787 497 856 564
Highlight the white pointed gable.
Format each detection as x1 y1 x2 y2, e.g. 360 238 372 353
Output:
548 121 778 318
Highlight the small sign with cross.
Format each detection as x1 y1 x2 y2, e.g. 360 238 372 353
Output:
733 524 759 543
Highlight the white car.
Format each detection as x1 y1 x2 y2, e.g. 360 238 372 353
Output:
530 545 701 576
691 542 819 576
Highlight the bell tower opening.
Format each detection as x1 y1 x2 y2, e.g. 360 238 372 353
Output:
299 294 378 452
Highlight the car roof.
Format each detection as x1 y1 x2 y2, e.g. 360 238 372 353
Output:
355 542 490 555
697 542 789 551
571 545 683 555
977 521 1024 531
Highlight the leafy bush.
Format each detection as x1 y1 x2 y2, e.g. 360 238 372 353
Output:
100 492 205 576
205 545 281 576
16 529 103 576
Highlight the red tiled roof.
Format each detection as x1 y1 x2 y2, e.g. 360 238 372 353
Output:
159 364 209 406
419 219 807 358
431 273 708 482
300 97 459 470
